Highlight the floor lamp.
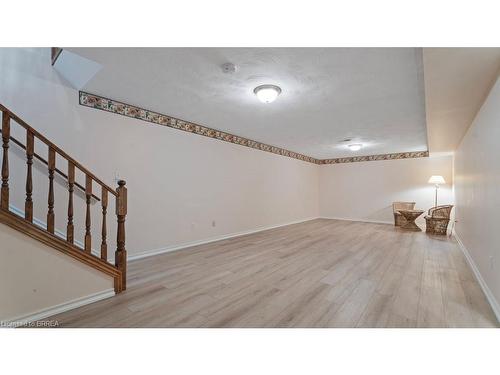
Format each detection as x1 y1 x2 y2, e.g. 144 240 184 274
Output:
428 175 445 207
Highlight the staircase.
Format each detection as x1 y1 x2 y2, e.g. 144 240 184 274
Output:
0 103 127 293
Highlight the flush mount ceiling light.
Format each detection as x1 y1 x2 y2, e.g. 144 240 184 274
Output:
254 84 282 103
348 144 363 151
221 62 237 74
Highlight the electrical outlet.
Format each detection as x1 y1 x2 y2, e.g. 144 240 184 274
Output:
212 220 216 227
489 256 495 270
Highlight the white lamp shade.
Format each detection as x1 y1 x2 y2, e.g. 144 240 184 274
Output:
428 175 445 184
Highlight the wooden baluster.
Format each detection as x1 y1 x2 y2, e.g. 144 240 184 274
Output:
115 180 127 291
100 187 108 261
84 174 92 253
47 147 55 233
67 161 75 243
1 111 10 210
25 131 34 222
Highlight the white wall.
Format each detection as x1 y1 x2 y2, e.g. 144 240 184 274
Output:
454 76 500 316
0 48 320 260
0 223 114 322
1 47 477 322
319 155 454 227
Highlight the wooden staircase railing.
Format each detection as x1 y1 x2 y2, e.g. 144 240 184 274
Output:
0 103 127 293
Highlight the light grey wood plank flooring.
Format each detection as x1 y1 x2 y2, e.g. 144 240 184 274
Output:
48 219 498 327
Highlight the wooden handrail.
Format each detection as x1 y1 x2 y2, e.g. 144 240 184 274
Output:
0 103 127 292
0 104 117 196
0 130 101 201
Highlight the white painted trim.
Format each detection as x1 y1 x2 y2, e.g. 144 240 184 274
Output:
3 289 115 327
453 230 500 323
319 216 393 225
128 217 320 261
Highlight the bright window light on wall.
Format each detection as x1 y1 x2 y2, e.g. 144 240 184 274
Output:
254 84 282 103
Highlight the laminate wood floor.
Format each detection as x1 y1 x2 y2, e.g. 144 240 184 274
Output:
49 219 498 327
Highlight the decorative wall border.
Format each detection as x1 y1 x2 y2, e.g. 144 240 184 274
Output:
79 91 320 164
79 91 429 165
320 151 429 164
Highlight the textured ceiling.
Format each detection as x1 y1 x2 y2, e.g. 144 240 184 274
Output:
69 48 428 159
423 48 500 153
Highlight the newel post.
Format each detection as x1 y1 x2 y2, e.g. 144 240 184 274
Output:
115 180 127 291
1 111 10 210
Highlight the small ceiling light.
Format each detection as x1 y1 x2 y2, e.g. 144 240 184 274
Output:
348 144 363 151
254 84 281 103
221 62 237 74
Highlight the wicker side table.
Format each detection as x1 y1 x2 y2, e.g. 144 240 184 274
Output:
397 209 424 231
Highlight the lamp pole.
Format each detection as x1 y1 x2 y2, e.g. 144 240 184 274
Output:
428 176 445 208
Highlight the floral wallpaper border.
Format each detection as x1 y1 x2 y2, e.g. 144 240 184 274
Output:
79 91 429 165
79 91 320 164
320 151 429 164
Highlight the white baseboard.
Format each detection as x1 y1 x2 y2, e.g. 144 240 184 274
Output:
319 216 393 225
3 289 115 327
453 230 500 323
128 217 320 261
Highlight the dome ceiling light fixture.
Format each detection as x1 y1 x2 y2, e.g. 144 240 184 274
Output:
348 144 363 151
253 84 282 104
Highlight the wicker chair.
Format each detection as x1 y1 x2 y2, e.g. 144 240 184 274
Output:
425 205 453 235
392 201 416 226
